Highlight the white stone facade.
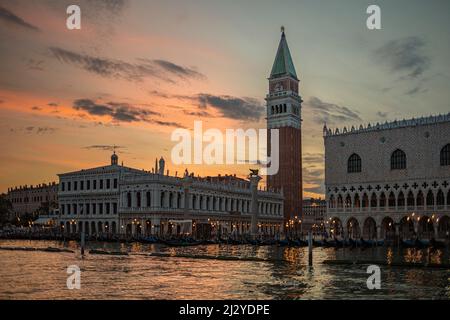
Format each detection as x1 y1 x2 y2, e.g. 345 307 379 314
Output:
57 154 284 237
119 171 284 237
324 114 450 240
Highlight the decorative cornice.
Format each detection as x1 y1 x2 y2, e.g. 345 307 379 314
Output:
323 113 450 137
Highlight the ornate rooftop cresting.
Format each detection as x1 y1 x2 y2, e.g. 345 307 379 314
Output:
323 112 450 137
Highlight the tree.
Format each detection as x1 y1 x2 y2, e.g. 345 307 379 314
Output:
0 196 13 226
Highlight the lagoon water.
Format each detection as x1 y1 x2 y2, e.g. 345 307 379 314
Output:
0 239 449 299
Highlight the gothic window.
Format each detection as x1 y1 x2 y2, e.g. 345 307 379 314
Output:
397 191 405 207
447 190 450 205
362 193 369 208
337 194 343 208
271 106 274 114
426 190 434 207
345 194 352 208
329 195 335 208
354 194 360 208
347 153 362 173
416 191 424 206
283 104 287 112
379 193 386 207
388 192 396 207
437 189 445 206
407 191 414 207
391 149 406 170
441 144 450 166
370 193 377 207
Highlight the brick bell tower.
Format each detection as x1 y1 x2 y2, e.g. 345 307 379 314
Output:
266 27 303 222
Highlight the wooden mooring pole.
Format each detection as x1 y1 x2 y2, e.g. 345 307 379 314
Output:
308 231 313 267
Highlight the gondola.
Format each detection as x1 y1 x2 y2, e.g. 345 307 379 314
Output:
161 239 203 247
430 238 446 248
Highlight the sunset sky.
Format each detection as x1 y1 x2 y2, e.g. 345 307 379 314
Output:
1 0 450 197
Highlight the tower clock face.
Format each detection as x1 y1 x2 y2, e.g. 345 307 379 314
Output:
274 82 283 91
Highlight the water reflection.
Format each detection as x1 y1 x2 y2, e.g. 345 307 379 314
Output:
0 240 448 299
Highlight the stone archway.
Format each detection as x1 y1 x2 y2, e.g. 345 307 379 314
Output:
329 217 343 238
438 216 450 239
381 216 395 240
346 217 361 239
363 217 376 240
399 216 414 239
418 216 433 239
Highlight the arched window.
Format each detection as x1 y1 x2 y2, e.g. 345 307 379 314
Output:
347 154 362 173
354 194 360 208
370 193 377 207
345 194 352 208
337 194 343 208
362 193 369 208
416 191 424 206
441 144 450 166
437 190 445 206
426 190 434 207
391 149 406 170
407 191 414 207
397 191 405 207
329 195 335 208
379 193 386 207
388 192 396 207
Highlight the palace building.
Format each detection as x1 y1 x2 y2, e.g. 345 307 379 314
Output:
324 113 450 240
5 182 58 217
266 28 303 222
57 153 284 237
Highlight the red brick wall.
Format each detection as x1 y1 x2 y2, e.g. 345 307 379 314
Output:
268 126 302 221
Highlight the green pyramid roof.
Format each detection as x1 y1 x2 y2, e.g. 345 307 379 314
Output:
270 31 297 79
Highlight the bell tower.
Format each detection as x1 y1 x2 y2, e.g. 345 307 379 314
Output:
266 27 303 222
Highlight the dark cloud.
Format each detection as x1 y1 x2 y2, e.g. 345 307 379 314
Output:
24 58 44 71
196 94 264 121
302 166 325 195
0 6 40 31
83 145 126 151
11 126 57 134
303 153 324 165
49 47 205 83
306 96 362 125
48 102 59 107
376 111 388 118
374 37 430 79
147 59 205 80
183 110 213 117
181 93 264 121
149 90 264 121
405 85 428 96
72 98 184 128
31 106 42 111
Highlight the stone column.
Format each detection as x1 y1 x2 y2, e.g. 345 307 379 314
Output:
433 223 438 239
376 225 381 240
249 172 262 236
183 177 191 220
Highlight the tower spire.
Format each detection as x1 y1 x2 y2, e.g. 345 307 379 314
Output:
270 27 297 79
